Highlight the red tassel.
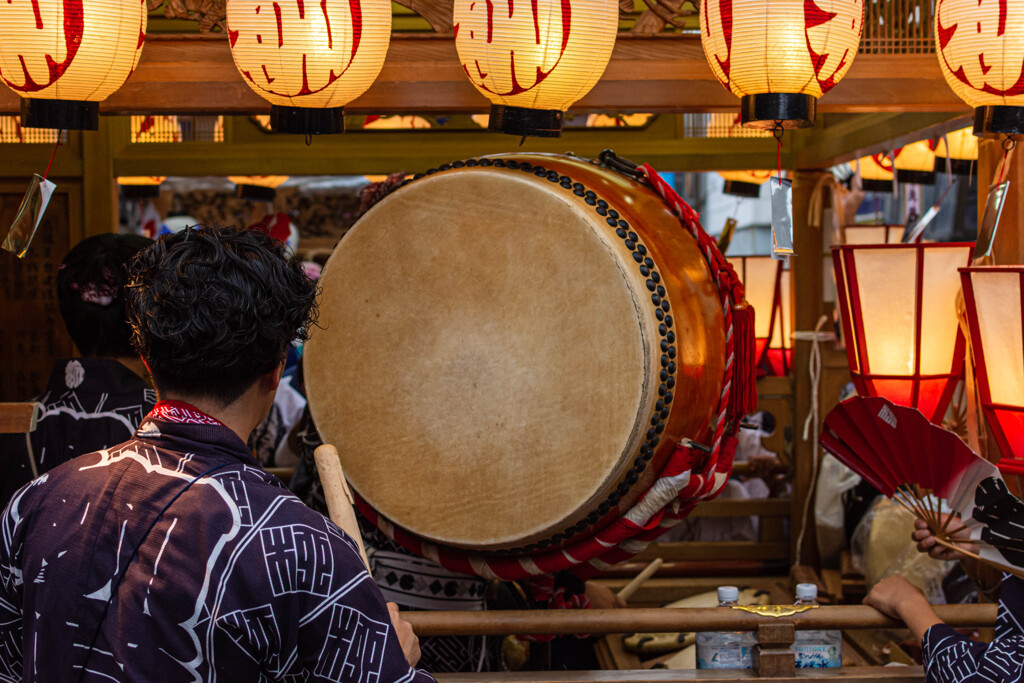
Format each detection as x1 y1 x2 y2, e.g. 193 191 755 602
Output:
728 301 758 422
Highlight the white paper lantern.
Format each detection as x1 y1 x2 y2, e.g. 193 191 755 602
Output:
893 140 936 185
936 0 1024 137
0 0 147 129
700 0 864 129
932 126 978 175
227 0 392 134
453 0 619 137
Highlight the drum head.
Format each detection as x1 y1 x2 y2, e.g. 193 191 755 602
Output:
305 168 655 550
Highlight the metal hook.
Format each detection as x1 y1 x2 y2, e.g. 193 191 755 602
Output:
772 121 785 142
1003 135 1016 153
305 133 312 147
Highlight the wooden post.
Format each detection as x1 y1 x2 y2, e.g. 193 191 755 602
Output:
754 622 796 677
790 169 829 567
80 117 120 236
978 138 1024 265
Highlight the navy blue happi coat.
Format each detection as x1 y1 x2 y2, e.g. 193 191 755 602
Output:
922 574 1024 683
0 401 436 683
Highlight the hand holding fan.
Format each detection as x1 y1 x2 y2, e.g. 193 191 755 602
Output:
820 396 1024 579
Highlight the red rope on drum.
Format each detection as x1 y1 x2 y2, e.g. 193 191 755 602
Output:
355 160 757 586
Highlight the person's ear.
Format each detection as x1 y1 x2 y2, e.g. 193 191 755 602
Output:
265 362 284 393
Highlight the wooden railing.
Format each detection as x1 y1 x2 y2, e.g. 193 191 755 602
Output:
404 604 994 637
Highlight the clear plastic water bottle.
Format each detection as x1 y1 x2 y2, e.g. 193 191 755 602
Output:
696 586 755 669
792 583 842 668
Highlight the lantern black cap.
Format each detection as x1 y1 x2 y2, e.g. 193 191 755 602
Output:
861 179 894 193
740 93 816 130
722 180 762 198
21 98 98 131
896 169 935 186
120 184 162 200
235 184 276 202
973 105 1024 139
270 105 346 135
933 157 975 176
488 105 563 138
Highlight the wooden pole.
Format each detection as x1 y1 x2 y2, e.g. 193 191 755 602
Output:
403 604 995 637
790 169 829 567
314 444 370 569
978 138 1024 265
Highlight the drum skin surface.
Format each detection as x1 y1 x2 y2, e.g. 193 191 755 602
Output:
305 154 725 551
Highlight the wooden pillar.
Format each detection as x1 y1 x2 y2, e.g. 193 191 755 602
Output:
790 169 829 567
977 138 1024 264
80 117 120 236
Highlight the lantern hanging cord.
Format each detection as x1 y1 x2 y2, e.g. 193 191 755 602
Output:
997 135 1016 186
43 133 63 181
305 133 312 147
773 123 784 187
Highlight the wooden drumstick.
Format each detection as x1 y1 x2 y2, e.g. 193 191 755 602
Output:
314 444 371 570
617 557 664 602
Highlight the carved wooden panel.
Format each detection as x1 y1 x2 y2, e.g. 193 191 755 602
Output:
0 189 76 401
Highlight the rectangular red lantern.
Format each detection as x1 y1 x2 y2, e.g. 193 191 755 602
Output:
959 266 1024 460
833 243 973 423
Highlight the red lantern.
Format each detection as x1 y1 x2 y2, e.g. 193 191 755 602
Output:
833 243 973 423
960 266 1024 460
730 256 791 375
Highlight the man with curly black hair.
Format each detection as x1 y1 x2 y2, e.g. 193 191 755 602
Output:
0 227 433 683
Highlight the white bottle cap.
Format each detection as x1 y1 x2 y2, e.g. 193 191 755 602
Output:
718 586 739 602
796 583 818 600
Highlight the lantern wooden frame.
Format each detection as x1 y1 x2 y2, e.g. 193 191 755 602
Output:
959 266 1024 460
833 243 973 423
840 224 904 245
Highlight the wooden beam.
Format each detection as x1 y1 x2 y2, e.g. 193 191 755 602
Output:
687 497 790 518
0 35 972 116
632 541 790 562
795 113 972 168
111 114 788 176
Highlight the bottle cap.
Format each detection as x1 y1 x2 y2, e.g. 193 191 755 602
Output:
796 583 818 600
718 586 739 602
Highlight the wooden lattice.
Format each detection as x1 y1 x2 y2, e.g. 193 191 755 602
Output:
860 0 935 54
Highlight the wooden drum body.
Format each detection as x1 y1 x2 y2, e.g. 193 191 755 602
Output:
305 154 726 553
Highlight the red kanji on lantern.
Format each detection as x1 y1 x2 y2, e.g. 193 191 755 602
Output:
454 0 618 137
0 0 147 129
226 0 391 134
700 0 865 129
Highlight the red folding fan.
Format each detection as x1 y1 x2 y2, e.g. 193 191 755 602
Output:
821 395 1024 578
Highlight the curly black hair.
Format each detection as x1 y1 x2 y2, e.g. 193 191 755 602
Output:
126 226 318 406
57 233 154 358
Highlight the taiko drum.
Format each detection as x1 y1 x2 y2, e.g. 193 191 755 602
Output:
304 154 727 552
